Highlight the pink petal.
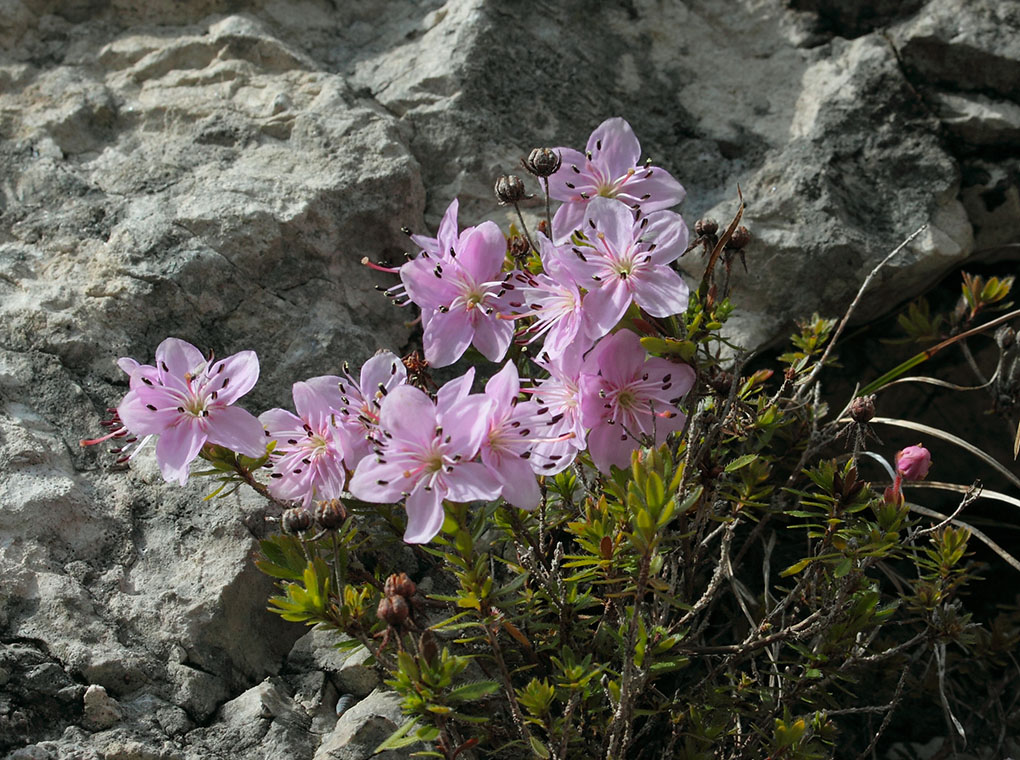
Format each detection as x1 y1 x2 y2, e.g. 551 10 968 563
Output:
581 280 633 340
631 268 690 318
436 198 460 256
470 312 513 363
359 353 406 398
587 117 641 178
401 254 461 309
206 405 267 458
438 395 492 460
259 407 305 442
485 362 520 412
443 461 501 504
585 196 635 255
436 368 476 409
551 201 588 244
117 388 184 436
423 309 473 368
349 455 415 504
208 350 260 405
640 210 689 264
547 148 591 201
585 330 646 388
292 381 332 431
155 338 206 379
456 222 506 283
619 168 686 212
303 375 344 410
378 385 437 449
487 454 540 510
586 422 639 474
155 422 207 485
403 487 446 544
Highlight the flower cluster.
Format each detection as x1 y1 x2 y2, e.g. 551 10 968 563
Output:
86 117 699 544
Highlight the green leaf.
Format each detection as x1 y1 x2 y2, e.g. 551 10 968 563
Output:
447 680 500 702
529 735 552 759
780 557 815 577
374 717 422 753
724 454 758 473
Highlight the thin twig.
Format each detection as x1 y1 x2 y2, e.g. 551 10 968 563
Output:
796 224 928 401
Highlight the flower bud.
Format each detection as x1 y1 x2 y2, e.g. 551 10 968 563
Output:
695 217 718 237
522 148 562 178
377 594 410 626
895 444 932 481
849 395 875 424
384 572 417 599
726 225 751 250
315 499 348 530
495 174 527 205
282 507 312 534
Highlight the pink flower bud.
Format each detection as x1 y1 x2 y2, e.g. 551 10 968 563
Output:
895 444 932 481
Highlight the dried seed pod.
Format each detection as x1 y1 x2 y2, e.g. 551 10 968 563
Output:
494 174 527 205
377 594 410 625
522 147 562 178
282 507 312 534
849 395 876 424
695 217 718 237
384 572 417 599
315 498 348 530
726 225 751 250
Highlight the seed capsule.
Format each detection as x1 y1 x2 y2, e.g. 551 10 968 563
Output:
384 572 417 599
695 217 718 237
282 507 312 534
315 498 348 530
849 395 876 424
726 225 751 250
377 594 410 625
522 147 562 178
494 174 527 205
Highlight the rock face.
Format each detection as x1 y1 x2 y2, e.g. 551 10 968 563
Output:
0 0 1016 758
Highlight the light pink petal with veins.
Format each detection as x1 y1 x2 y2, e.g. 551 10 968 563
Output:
457 222 506 283
403 487 446 544
547 148 592 201
443 461 501 504
205 405 266 457
208 351 260 405
156 338 206 379
424 308 474 368
581 280 632 340
470 313 513 363
349 455 414 504
631 267 690 317
156 423 207 485
587 117 642 178
378 385 438 449
439 395 492 460
117 388 183 436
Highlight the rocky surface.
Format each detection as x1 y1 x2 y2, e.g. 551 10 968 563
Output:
0 0 1017 758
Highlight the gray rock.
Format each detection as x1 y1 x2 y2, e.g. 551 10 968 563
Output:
1 1 1017 759
83 685 124 731
313 688 408 760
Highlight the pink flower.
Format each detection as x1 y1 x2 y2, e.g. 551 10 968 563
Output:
117 338 265 485
399 221 515 367
579 330 694 473
260 377 348 508
895 444 932 481
552 197 690 339
510 240 596 361
334 351 408 464
548 117 685 242
479 363 545 510
525 348 587 470
349 372 501 544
